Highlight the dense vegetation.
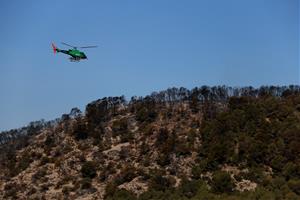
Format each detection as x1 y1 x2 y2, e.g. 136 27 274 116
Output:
0 85 299 199
104 86 300 200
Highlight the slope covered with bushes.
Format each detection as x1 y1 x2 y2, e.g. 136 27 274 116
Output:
0 85 299 200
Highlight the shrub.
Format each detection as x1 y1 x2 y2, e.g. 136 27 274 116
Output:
136 107 157 123
105 189 136 200
32 167 48 183
285 192 299 200
120 131 134 143
111 118 134 142
62 186 71 196
17 151 33 173
40 156 50 166
40 183 49 192
81 161 97 179
270 155 286 173
243 167 265 184
288 179 300 195
175 141 192 156
149 174 173 192
156 154 171 167
270 176 285 190
75 131 88 140
44 135 55 147
211 171 234 194
27 187 37 195
104 182 118 199
179 179 199 198
283 162 300 180
99 162 116 182
155 128 169 146
192 164 204 179
4 183 18 198
114 166 136 185
119 147 130 160
80 177 92 189
72 120 89 140
112 118 128 136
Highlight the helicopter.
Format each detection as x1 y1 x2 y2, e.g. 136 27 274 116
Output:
51 42 97 62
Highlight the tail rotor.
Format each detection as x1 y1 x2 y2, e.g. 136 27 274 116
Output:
52 43 57 54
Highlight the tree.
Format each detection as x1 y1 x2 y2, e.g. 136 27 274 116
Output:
73 119 88 140
69 107 82 118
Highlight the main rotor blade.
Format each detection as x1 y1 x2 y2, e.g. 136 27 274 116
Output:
61 42 77 48
80 46 98 48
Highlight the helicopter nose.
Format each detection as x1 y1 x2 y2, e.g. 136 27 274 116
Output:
81 53 87 59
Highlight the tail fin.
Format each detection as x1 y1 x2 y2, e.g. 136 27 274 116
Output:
52 43 57 54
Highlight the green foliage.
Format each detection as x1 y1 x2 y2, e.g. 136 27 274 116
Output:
106 179 300 200
249 187 276 200
19 151 33 171
32 167 48 183
139 189 181 200
112 118 133 142
80 177 92 189
199 95 300 184
156 154 171 167
270 176 286 191
136 107 157 123
99 162 116 182
44 135 55 147
155 128 169 145
112 118 128 137
288 179 300 195
62 185 71 196
179 179 199 198
270 155 286 173
72 119 89 140
191 163 206 179
2 86 300 199
8 150 33 177
174 140 192 156
81 161 97 179
3 183 18 199
114 166 136 186
283 162 300 180
105 189 137 200
149 175 173 192
147 170 174 192
244 167 266 184
86 99 108 124
211 171 234 194
285 192 299 200
156 129 175 156
104 182 118 199
40 156 51 166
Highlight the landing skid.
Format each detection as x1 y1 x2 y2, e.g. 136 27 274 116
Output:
69 57 80 62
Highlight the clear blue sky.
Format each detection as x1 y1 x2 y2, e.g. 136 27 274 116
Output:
0 0 299 131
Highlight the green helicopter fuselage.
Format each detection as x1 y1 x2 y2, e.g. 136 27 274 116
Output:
57 48 87 59
52 43 97 61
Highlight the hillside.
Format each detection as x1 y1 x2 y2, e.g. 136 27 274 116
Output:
0 86 300 200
